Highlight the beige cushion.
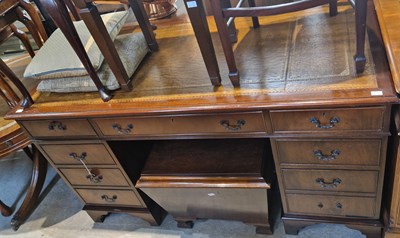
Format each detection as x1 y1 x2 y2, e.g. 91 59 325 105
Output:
36 33 149 92
24 10 128 79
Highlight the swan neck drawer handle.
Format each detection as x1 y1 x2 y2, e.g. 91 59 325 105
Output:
315 178 342 189
309 116 340 129
313 149 341 161
48 121 67 131
112 123 133 134
220 119 246 131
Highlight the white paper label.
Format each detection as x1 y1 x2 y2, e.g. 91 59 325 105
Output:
371 91 383 96
186 1 197 8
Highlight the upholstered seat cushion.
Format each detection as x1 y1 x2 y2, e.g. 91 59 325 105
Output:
36 33 149 92
23 10 128 79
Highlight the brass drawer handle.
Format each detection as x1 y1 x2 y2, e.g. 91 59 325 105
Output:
220 119 246 131
69 152 103 183
48 121 67 131
309 116 340 129
315 178 341 189
86 169 103 184
5 141 13 147
318 202 324 208
112 123 133 134
313 149 341 161
336 202 343 209
69 152 87 161
101 195 117 202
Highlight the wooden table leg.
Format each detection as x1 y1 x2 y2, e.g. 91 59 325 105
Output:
183 0 222 86
10 145 47 231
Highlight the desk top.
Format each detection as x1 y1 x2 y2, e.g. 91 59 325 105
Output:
373 0 400 94
6 2 398 120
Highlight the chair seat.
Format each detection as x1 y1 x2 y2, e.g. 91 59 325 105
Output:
36 32 149 92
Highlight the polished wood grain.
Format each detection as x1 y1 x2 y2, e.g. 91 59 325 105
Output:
373 0 400 95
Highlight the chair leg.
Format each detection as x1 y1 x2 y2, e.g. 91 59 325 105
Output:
329 0 338 16
0 200 12 217
10 25 35 58
19 0 48 42
211 0 240 86
247 0 259 28
354 0 367 73
183 0 222 86
221 0 238 43
15 7 43 48
10 145 47 231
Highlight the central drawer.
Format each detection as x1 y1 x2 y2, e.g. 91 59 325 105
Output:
282 169 378 193
60 168 130 187
92 112 266 136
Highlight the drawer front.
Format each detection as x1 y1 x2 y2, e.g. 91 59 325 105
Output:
60 168 130 187
139 187 269 220
21 119 96 138
41 144 115 165
93 112 265 136
286 194 376 218
282 169 378 193
275 139 382 166
75 189 142 206
270 107 385 132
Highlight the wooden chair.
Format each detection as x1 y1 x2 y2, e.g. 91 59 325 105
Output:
210 0 367 86
0 0 48 108
0 0 49 230
0 0 48 54
0 59 47 231
34 0 158 102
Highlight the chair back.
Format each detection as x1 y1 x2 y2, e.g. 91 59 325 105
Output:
37 0 158 102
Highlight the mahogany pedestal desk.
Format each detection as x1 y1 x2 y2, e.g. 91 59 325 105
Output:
5 1 398 236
